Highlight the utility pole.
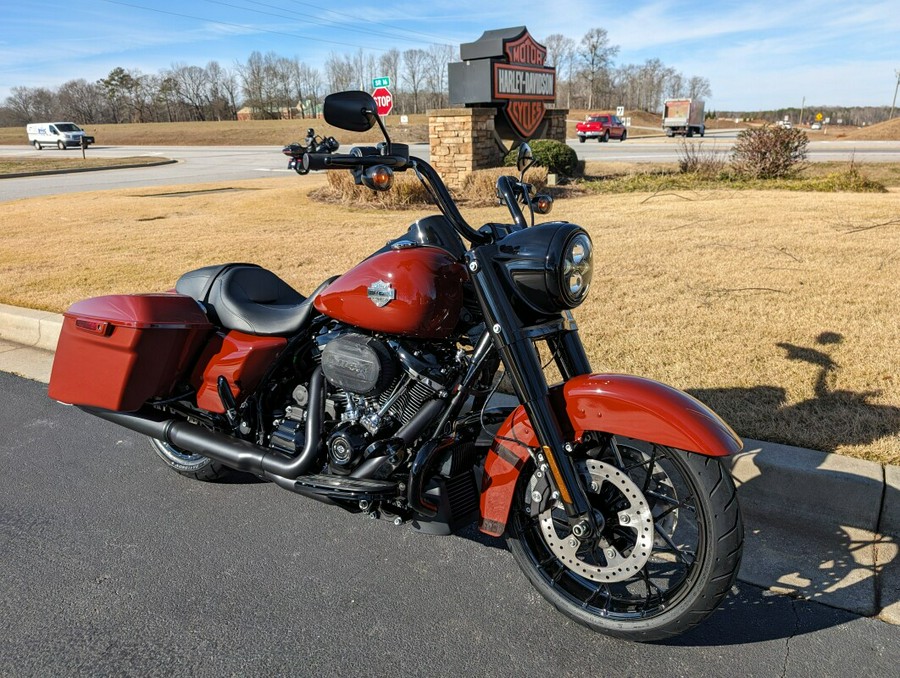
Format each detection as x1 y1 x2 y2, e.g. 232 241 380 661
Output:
799 96 805 126
891 70 900 120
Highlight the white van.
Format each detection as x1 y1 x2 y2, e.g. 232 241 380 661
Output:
26 122 95 150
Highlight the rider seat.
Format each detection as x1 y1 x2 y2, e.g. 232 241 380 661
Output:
175 263 336 336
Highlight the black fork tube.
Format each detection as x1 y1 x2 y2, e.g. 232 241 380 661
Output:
466 248 593 522
547 311 592 380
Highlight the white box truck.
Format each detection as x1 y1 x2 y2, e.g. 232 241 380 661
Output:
26 122 94 150
662 99 705 137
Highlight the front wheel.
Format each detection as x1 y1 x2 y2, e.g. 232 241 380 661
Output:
148 437 236 481
620 130 627 142
507 436 743 642
57 140 66 150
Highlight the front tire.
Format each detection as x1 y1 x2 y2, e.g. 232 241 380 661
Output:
620 130 627 142
507 437 743 642
57 140 66 150
148 437 236 481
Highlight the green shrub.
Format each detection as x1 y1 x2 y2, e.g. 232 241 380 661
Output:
504 139 579 177
731 126 809 179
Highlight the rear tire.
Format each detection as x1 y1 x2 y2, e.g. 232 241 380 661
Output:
507 437 743 642
600 131 610 143
148 437 236 481
578 135 586 143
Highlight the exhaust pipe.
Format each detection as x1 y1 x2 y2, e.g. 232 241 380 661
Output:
81 368 326 480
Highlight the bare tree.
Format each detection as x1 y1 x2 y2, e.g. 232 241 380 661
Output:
402 48 427 114
543 34 576 107
666 71 686 100
170 63 211 121
687 76 712 101
325 52 355 93
206 61 238 120
578 28 619 109
237 51 267 117
425 44 454 108
298 63 322 117
378 48 401 90
56 79 105 123
5 86 57 124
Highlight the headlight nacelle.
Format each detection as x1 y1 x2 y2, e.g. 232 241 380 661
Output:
495 222 594 317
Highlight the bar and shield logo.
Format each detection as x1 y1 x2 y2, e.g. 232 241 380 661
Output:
492 31 556 138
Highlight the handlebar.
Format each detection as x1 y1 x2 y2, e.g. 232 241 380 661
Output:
302 152 409 172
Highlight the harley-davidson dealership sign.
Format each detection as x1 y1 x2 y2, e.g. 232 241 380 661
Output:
448 27 557 139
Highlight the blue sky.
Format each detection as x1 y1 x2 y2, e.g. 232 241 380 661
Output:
1 0 897 110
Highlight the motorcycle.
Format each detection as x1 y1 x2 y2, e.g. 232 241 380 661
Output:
48 90 743 642
282 127 339 174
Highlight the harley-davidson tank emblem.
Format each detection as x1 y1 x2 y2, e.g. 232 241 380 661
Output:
367 280 395 307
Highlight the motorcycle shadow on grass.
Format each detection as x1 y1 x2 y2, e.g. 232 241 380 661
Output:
674 331 899 645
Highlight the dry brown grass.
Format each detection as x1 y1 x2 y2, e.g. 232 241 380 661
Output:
0 116 430 147
312 166 548 209
838 117 900 141
1 177 897 463
0 156 168 174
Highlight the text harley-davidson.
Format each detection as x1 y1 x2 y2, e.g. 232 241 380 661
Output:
49 91 743 641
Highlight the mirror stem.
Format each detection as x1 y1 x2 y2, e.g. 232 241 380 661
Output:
370 109 392 155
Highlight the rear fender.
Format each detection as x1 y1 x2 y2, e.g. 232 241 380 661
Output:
478 373 742 537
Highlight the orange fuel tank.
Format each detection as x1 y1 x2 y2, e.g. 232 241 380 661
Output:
314 246 467 339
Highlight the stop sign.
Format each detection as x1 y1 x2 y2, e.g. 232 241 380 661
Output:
372 87 393 116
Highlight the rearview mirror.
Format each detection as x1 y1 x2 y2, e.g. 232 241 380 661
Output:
516 143 535 174
324 91 379 132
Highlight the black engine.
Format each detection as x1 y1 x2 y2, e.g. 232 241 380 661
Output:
268 329 462 477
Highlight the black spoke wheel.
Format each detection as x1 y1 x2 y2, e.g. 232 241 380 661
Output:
507 436 742 641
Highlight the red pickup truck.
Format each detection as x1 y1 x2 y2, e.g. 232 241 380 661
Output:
576 113 627 143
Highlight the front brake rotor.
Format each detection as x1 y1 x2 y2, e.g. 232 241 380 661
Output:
537 459 654 583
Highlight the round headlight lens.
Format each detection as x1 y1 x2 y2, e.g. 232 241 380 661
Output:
562 232 593 305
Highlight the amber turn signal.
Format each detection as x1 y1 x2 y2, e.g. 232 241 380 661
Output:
363 165 394 192
534 194 553 215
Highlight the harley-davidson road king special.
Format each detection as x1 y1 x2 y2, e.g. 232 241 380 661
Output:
49 91 743 641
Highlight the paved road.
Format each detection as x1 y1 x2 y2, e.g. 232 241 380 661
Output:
2 136 899 201
1 371 897 676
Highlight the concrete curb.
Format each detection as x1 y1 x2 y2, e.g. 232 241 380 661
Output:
723 441 888 534
0 303 62 351
0 158 178 180
0 302 897 623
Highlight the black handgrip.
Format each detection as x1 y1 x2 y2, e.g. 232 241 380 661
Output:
303 152 409 172
302 152 333 171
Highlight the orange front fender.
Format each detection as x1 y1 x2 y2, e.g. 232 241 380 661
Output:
478 373 742 536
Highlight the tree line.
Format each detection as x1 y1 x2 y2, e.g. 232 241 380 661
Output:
717 106 894 127
0 26 715 126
